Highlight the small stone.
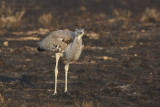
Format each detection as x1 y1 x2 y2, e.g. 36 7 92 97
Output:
141 29 145 32
80 6 87 11
3 41 8 47
103 56 109 60
140 42 143 46
26 59 31 61
134 54 137 56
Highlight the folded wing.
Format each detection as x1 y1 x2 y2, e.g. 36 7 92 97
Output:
38 30 75 53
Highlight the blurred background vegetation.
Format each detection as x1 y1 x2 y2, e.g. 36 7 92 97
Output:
0 0 160 31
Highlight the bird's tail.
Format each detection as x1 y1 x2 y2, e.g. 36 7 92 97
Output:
37 46 45 52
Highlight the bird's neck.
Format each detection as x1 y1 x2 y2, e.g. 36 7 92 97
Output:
77 34 83 40
70 36 82 50
64 36 83 61
74 36 82 43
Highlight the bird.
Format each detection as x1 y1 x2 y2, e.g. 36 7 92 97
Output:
37 28 84 95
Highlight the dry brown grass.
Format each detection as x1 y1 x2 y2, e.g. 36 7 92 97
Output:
0 94 10 107
0 82 11 107
74 100 93 107
86 31 100 40
112 10 139 48
5 37 40 41
113 9 132 23
38 13 53 28
112 31 139 49
141 8 160 22
0 1 25 28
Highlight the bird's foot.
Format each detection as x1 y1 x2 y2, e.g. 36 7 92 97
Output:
64 91 70 96
53 92 57 95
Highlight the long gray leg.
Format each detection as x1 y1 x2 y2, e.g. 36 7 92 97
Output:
54 53 61 95
64 62 70 92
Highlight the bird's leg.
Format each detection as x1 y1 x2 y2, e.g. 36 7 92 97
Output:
64 62 70 92
54 53 61 95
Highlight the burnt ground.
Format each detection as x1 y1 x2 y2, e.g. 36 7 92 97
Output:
0 0 160 107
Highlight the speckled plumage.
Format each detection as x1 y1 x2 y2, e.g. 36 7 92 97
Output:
38 30 75 53
38 28 84 95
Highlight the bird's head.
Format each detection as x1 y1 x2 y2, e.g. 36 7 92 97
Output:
75 28 84 39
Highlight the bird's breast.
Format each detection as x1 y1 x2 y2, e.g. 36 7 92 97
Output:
64 38 83 61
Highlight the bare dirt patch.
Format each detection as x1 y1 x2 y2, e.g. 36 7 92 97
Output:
0 0 160 107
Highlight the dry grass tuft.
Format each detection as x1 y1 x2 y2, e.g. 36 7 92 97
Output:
113 9 132 22
0 1 25 28
82 101 93 107
74 100 93 107
0 82 11 107
86 31 100 40
112 32 139 48
141 8 160 22
5 37 40 41
112 10 139 48
38 13 53 28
